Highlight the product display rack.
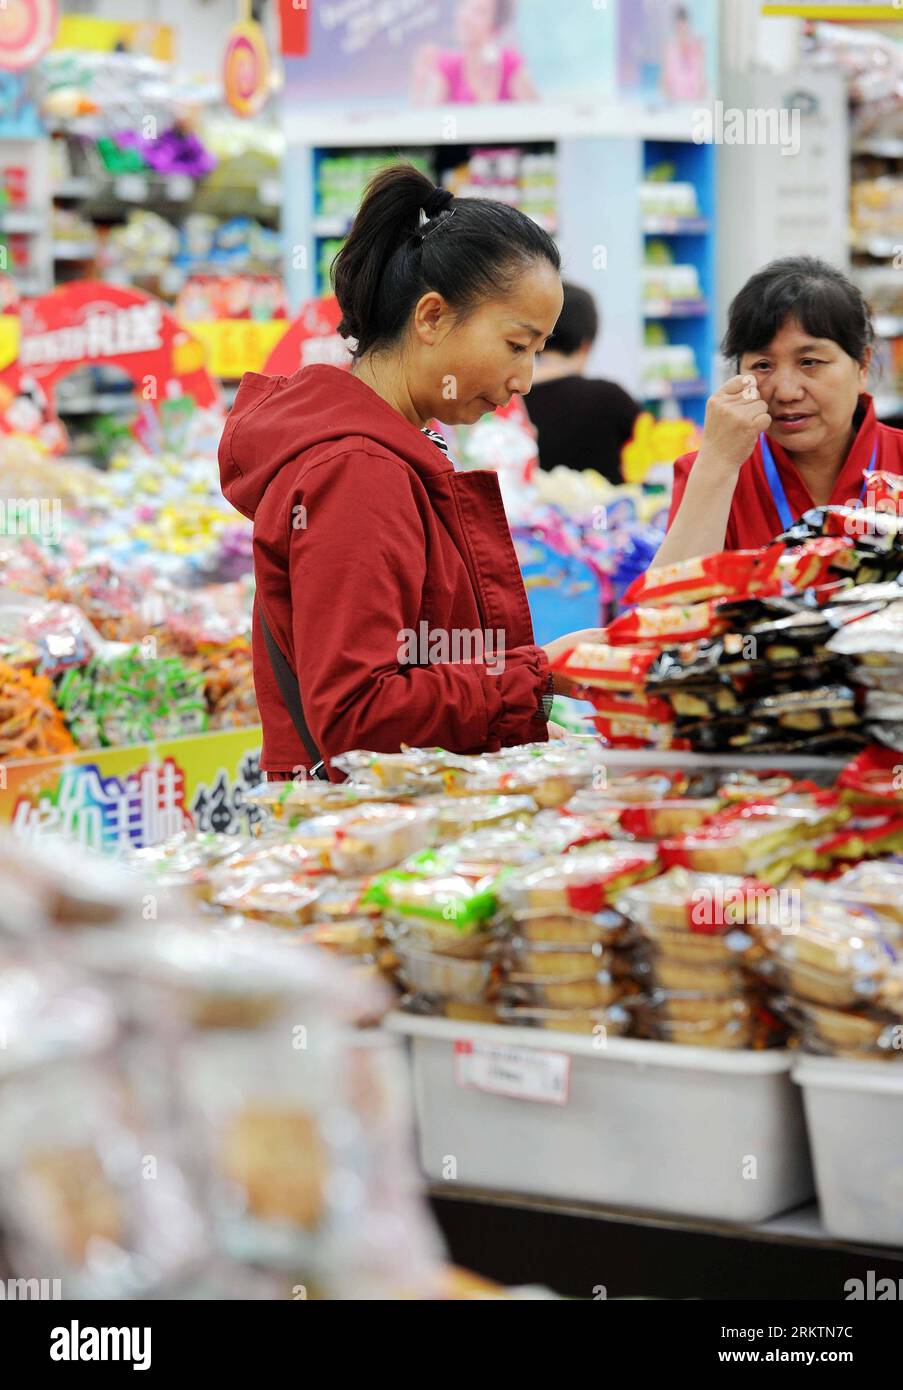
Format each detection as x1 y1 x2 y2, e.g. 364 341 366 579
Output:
850 139 903 426
641 138 717 427
283 108 719 417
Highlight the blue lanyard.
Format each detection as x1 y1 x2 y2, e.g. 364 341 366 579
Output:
760 432 878 531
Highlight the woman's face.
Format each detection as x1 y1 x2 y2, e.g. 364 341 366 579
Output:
412 261 564 427
739 316 870 455
456 0 500 47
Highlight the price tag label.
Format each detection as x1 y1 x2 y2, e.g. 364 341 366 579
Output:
453 1040 570 1105
114 174 149 203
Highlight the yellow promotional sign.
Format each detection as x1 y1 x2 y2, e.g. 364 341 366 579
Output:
0 726 264 852
762 4 903 17
187 319 288 379
0 315 19 372
54 16 174 61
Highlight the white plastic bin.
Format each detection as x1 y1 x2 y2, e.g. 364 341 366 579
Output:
388 1014 813 1223
793 1055 903 1248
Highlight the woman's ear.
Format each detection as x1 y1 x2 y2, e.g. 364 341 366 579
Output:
412 291 451 346
858 346 873 389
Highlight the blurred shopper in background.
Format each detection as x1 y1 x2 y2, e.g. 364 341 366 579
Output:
524 281 640 482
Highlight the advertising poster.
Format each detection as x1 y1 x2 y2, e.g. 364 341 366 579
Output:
283 0 617 110
618 0 716 104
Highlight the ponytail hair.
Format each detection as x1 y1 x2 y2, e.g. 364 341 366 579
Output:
331 161 560 360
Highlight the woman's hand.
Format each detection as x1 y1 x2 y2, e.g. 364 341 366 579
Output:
542 628 607 696
547 720 569 739
700 374 772 474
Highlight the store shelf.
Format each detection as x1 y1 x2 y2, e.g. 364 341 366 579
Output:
429 1187 903 1300
643 299 709 319
642 377 709 401
853 139 903 159
285 101 708 149
52 242 98 260
851 235 899 259
52 177 101 199
641 216 710 235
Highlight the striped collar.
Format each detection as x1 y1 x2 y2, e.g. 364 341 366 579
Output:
421 425 458 468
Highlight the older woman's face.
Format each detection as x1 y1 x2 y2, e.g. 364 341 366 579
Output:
456 0 499 46
739 316 870 454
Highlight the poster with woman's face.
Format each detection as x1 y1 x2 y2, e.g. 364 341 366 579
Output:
283 0 617 109
618 0 715 104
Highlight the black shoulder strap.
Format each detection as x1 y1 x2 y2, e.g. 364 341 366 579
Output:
257 600 329 781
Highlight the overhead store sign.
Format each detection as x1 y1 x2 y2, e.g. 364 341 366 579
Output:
0 282 221 452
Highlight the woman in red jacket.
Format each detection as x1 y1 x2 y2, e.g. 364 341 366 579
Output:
219 163 602 781
656 256 903 565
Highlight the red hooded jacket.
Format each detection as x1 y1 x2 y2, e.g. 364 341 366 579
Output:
219 364 550 778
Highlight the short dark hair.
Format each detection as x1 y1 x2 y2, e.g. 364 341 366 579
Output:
331 161 560 360
548 282 599 356
722 256 875 366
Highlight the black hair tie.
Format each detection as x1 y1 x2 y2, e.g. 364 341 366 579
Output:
423 187 454 219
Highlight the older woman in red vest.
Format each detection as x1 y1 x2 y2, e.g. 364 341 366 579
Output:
657 257 903 564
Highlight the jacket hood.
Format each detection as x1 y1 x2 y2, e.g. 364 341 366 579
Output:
219 363 451 520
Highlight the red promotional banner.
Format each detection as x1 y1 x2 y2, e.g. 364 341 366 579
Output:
277 0 310 58
262 294 350 376
0 281 221 451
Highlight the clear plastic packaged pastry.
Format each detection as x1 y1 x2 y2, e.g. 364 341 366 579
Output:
418 738 598 806
0 831 136 934
775 996 899 1058
501 971 624 1010
98 922 386 1033
615 798 723 839
212 873 332 928
498 842 659 915
659 801 849 878
123 830 251 901
394 941 495 1004
0 1058 208 1297
330 745 473 791
496 1002 631 1036
629 950 746 995
502 937 617 977
244 777 422 820
363 863 498 935
400 994 502 1024
500 907 630 947
417 793 538 839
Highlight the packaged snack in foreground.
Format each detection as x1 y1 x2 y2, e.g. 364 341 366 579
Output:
498 842 659 916
553 643 658 691
620 548 782 609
